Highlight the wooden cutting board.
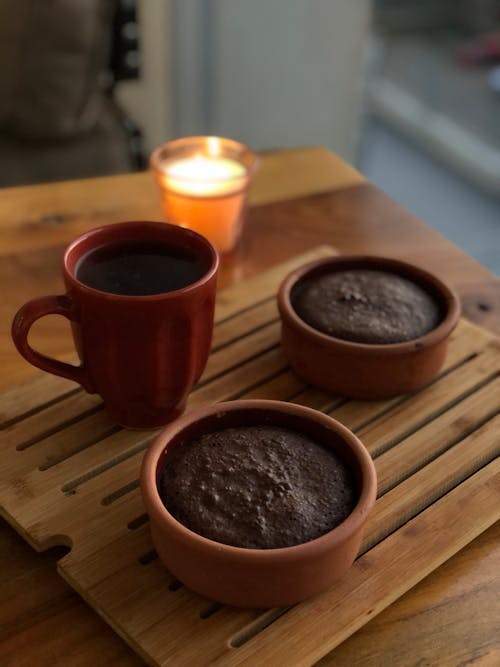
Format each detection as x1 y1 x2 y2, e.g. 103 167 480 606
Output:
1 247 499 667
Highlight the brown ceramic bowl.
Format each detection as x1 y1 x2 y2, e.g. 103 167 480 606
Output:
278 256 461 399
140 399 377 608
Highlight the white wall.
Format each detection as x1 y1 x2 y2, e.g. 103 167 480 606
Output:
208 0 371 160
118 0 371 162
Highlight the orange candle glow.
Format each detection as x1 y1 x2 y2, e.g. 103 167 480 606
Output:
150 137 258 254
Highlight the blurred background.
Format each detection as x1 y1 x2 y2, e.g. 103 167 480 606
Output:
0 0 498 272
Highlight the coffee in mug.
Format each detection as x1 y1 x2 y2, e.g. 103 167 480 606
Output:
75 241 207 296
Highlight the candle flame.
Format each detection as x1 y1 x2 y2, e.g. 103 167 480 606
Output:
206 136 221 157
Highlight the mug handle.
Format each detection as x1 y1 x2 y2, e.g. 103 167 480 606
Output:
11 295 92 391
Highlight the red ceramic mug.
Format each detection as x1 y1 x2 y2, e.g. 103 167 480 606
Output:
11 221 219 428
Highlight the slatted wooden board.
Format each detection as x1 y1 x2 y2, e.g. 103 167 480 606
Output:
1 247 499 667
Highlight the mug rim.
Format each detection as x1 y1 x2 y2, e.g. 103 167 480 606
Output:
63 220 219 301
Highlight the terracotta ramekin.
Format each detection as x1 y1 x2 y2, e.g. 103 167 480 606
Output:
277 256 461 399
140 399 377 608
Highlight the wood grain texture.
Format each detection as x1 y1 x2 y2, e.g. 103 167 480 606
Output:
317 520 500 667
0 251 499 666
0 147 499 666
218 460 500 667
0 147 363 254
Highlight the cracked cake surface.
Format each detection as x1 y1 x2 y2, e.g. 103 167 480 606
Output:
159 425 357 549
293 268 441 344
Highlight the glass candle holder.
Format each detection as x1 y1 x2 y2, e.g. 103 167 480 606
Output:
150 136 258 254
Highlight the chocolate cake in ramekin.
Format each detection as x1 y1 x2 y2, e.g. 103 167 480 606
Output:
278 256 460 398
141 400 377 608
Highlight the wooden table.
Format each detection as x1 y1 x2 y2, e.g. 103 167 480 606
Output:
0 147 498 666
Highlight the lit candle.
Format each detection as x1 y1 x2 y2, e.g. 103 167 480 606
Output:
151 137 257 254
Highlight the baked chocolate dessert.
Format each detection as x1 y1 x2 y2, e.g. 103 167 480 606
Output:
293 269 441 344
159 425 357 549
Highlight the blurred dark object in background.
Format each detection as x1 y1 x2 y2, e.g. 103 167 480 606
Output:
455 31 500 66
0 0 145 188
373 0 500 35
110 0 140 82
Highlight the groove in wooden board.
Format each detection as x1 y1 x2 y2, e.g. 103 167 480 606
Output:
99 480 145 518
211 298 277 350
329 395 403 434
136 603 259 667
3 392 103 453
62 437 152 498
186 347 287 410
86 556 207 634
24 458 144 553
364 414 500 552
65 445 146 501
146 593 257 663
27 452 148 550
214 245 335 321
328 322 491 431
39 419 122 474
168 578 183 591
0 372 79 428
356 345 500 457
440 322 495 367
374 376 500 494
102 479 141 506
201 321 281 384
82 556 258 655
0 428 154 518
6 405 107 470
128 513 149 530
199 601 223 619
0 410 125 485
138 550 157 567
329 342 492 433
237 370 305 401
291 388 345 412
1 476 142 554
54 490 147 571
218 460 500 667
229 607 290 650
60 521 155 589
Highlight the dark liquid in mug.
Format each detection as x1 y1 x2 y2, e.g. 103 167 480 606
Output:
76 241 207 296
